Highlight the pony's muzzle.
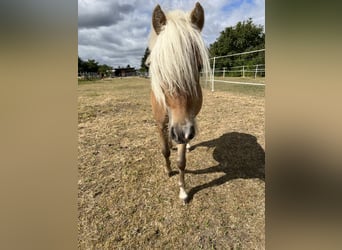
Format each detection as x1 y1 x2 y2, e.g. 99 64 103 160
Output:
170 124 195 144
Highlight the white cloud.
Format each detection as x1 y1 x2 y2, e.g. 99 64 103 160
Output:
78 0 265 68
78 1 133 28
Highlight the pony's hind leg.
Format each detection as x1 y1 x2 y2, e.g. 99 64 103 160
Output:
177 143 188 202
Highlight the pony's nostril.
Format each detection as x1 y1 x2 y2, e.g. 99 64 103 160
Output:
170 126 177 141
189 126 195 140
170 126 187 144
186 125 195 140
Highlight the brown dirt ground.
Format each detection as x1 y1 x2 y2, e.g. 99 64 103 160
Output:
78 77 265 249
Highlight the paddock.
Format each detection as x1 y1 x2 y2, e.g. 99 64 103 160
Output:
78 77 265 249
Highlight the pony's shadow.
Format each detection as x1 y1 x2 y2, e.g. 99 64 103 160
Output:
186 132 265 202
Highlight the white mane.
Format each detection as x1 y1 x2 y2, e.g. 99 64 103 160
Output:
148 10 211 107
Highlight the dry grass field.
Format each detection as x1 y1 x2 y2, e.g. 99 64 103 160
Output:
78 77 265 249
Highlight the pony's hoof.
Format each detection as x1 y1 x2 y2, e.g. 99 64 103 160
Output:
179 188 188 201
186 143 191 152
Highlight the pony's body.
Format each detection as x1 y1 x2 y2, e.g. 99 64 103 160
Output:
148 3 210 203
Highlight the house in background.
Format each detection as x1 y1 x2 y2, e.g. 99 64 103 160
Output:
114 66 136 77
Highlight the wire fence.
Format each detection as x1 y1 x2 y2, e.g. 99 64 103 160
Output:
202 49 265 91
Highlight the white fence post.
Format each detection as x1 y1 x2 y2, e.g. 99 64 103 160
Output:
211 57 216 92
254 64 259 79
208 49 265 90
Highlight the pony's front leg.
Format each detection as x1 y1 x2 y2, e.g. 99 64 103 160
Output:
177 143 188 202
157 123 172 176
151 91 172 177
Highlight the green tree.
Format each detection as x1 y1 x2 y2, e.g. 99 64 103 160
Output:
140 47 150 72
78 56 114 78
78 56 85 73
98 64 113 76
209 18 265 70
85 59 99 73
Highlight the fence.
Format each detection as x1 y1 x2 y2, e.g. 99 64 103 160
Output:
78 70 140 80
202 49 265 91
78 72 103 80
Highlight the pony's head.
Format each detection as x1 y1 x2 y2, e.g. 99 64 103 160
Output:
148 2 210 144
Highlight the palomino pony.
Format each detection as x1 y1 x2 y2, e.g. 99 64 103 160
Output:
147 2 210 203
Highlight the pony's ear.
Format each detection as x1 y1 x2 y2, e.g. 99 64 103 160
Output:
190 2 204 31
152 5 166 35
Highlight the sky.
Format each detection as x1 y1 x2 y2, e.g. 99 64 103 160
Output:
78 0 264 69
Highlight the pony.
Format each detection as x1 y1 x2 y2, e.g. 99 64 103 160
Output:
147 2 210 203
